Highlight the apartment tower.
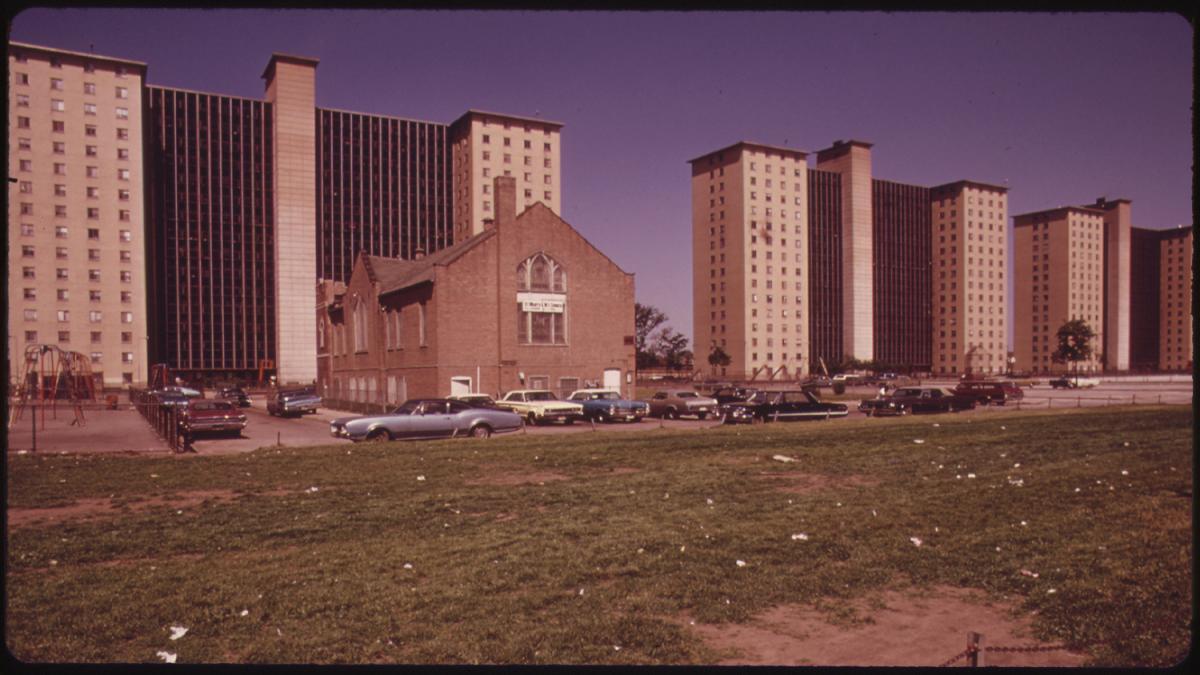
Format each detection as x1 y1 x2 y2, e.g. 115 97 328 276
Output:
690 142 810 380
449 110 563 241
1130 225 1193 371
9 42 149 387
1012 205 1107 373
930 181 1009 376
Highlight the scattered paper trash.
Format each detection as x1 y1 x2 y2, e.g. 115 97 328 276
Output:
49 560 58 566
1047 588 1057 594
403 563 413 570
416 476 426 482
578 588 585 596
967 473 976 479
706 498 714 505
613 646 621 651
1121 470 1129 476
157 651 177 663
772 454 798 463
932 423 940 428
240 609 249 617
910 537 923 547
736 560 747 567
1020 520 1028 526
791 533 809 541
1020 569 1039 578
680 545 686 553
169 625 188 641
306 486 319 493
913 439 925 444
1000 426 1007 430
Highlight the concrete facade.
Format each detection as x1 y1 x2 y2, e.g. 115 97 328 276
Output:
930 181 1009 376
1013 206 1107 374
318 177 636 403
1157 228 1192 371
690 142 809 380
8 42 149 388
1086 198 1132 371
814 140 874 362
263 54 319 385
450 110 563 242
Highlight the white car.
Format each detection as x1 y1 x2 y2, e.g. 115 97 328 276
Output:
1049 376 1101 389
496 390 585 425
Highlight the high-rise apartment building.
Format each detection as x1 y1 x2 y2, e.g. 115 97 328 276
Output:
690 142 810 380
692 139 972 378
10 40 564 386
1130 225 1192 372
1012 205 1108 374
8 42 149 387
930 181 1009 376
450 110 562 241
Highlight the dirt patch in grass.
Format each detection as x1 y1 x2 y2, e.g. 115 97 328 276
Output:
463 470 572 486
6 488 287 529
686 585 1088 666
753 471 879 494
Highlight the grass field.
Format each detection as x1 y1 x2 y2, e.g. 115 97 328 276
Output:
6 406 1192 665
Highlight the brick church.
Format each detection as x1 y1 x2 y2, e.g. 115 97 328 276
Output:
316 177 637 405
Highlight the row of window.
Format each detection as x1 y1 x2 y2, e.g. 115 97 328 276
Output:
17 262 133 282
17 203 133 221
13 72 129 96
19 225 134 242
16 139 132 161
16 160 131 181
480 135 553 151
13 118 131 140
22 265 134 281
16 335 135 365
478 150 553 167
21 308 135 323
16 95 130 117
18 181 132 200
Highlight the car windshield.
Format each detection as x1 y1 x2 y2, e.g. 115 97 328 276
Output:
896 389 922 397
592 392 620 400
526 391 557 401
391 401 420 415
191 401 232 411
676 392 697 398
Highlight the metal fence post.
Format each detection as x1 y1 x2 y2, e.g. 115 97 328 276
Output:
968 631 984 667
31 401 37 453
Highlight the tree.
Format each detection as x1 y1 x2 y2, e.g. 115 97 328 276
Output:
635 303 668 368
708 345 732 370
1052 319 1097 382
654 328 691 370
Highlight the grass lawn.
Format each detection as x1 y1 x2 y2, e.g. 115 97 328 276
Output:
6 405 1192 665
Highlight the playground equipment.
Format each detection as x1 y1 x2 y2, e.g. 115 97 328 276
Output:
8 344 97 430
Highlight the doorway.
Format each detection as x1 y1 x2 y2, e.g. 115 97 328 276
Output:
450 376 471 396
603 368 621 391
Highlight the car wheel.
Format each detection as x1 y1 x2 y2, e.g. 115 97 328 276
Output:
697 412 708 420
366 428 391 442
527 413 538 426
667 408 678 420
864 408 873 417
898 406 909 416
470 424 492 439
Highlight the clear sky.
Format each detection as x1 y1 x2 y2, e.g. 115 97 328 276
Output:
11 10 1192 346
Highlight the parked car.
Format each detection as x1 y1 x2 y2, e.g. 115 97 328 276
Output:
566 389 649 423
150 390 191 409
722 390 849 424
161 385 203 399
179 399 247 436
953 380 1025 406
330 398 522 441
1049 376 1101 389
267 388 321 417
448 394 500 409
217 386 251 407
859 387 977 416
648 389 719 420
496 390 584 425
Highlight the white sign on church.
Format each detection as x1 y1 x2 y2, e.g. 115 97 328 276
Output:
518 292 565 313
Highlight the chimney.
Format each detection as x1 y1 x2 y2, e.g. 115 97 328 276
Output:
494 176 517 229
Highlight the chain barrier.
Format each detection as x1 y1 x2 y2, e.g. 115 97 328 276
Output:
937 648 972 667
938 633 1084 666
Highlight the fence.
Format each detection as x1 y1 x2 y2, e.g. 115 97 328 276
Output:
938 631 1082 666
1004 393 1176 411
129 388 189 452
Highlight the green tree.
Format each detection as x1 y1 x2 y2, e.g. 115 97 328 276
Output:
708 345 732 370
1052 319 1097 382
654 328 691 370
635 303 668 368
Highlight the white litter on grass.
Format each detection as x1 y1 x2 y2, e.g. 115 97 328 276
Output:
938 464 944 470
772 454 798 463
1021 569 1039 578
910 537 923 547
663 493 669 499
403 563 413 570
995 546 1001 552
792 533 809 541
956 475 962 480
872 509 877 517
1013 462 1021 468
637 548 644 554
1074 488 1081 493
168 625 188 640
17 450 27 455
1000 426 1007 430
150 474 159 478
1020 520 1028 526
1121 470 1129 476
177 510 183 515
913 439 925 444
680 545 686 553
156 651 177 663
706 498 714 505
613 646 621 651
1123 442 1130 447
49 560 58 566
736 560 747 567
967 473 976 479
416 475 426 482
578 588 585 596
1047 588 1057 594
932 423 940 428
240 609 249 617
306 486 319 493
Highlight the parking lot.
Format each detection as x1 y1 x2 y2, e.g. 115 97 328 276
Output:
6 377 1191 455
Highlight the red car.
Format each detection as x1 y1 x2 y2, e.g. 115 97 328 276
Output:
180 399 248 436
952 380 1025 406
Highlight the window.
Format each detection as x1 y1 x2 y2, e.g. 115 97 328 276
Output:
353 298 368 352
84 81 96 95
119 210 131 222
16 93 30 107
121 291 132 303
116 86 128 99
120 271 132 283
116 107 129 119
88 207 100 219
90 353 103 364
121 332 132 344
20 181 33 194
120 251 132 263
121 312 133 324
18 137 31 151
23 267 36 279
118 189 130 201
91 331 102 343
53 120 65 133
90 290 101 301
117 168 130 181
26 331 38 343
116 128 128 140
59 331 71 343
57 310 70 323
85 124 97 137
117 148 129 160
50 77 64 90
52 99 67 112
24 288 38 300
16 72 29 84
119 230 132 243
516 253 567 345
89 270 101 282
22 245 36 258
88 228 100 240
19 159 33 172
90 311 103 323
56 268 69 280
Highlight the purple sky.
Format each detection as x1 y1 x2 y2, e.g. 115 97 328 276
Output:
12 10 1192 346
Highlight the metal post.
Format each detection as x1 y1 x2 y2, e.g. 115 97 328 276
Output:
31 401 37 453
968 631 984 667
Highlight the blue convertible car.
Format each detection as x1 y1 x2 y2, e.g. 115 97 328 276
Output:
329 398 522 441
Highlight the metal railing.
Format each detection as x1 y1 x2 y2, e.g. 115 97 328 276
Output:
938 631 1083 666
129 388 191 453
